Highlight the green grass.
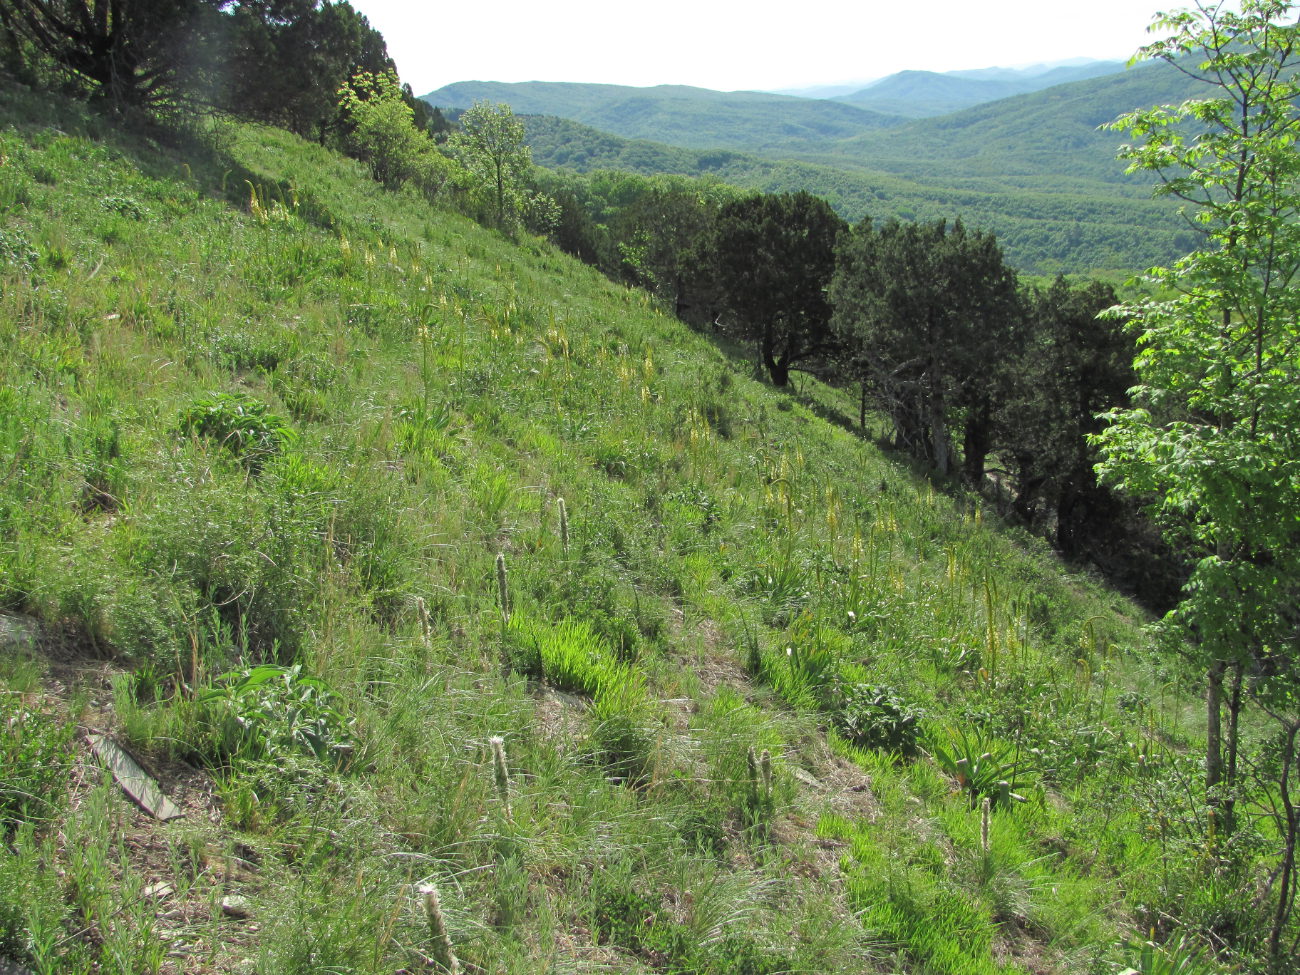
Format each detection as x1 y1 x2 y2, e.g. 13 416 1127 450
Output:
0 79 1285 973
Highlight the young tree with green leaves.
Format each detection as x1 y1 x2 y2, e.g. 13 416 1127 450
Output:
451 101 554 236
1095 2 1300 958
336 69 430 190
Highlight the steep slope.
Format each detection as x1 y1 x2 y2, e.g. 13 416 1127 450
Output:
424 80 902 151
0 82 1216 975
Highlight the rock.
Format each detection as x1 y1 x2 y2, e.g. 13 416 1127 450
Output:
792 767 821 789
0 612 38 654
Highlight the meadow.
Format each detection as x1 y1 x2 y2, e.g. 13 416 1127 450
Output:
0 80 1262 974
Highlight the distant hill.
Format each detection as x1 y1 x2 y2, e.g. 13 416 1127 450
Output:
521 115 1198 276
833 60 1126 118
827 57 1195 184
436 57 1211 274
423 80 901 152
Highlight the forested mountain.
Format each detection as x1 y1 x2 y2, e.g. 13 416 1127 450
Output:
426 80 900 152
442 57 1209 275
832 60 1125 117
521 114 1198 275
828 57 1195 182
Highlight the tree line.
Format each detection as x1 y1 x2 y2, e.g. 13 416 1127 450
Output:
532 168 1179 603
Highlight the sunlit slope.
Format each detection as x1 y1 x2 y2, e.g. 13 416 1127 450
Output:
0 83 1198 975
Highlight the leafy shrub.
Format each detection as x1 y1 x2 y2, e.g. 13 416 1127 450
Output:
179 392 295 470
195 664 356 769
833 682 923 755
99 195 146 219
0 229 38 272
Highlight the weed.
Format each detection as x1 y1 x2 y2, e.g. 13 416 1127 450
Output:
927 725 1038 810
195 663 355 768
0 696 75 831
833 682 925 756
179 391 295 470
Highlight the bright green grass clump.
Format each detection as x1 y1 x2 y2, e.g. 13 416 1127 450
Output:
0 81 1255 974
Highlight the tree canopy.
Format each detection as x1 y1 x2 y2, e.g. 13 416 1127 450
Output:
830 218 1020 478
0 0 225 108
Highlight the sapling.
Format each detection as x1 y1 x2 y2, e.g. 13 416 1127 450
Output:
556 496 569 556
489 735 512 822
418 883 459 974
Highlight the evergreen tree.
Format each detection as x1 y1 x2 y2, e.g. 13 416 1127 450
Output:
713 191 845 386
0 0 225 109
831 218 1019 478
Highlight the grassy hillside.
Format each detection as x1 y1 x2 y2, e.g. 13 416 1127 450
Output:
0 83 1247 975
425 81 901 152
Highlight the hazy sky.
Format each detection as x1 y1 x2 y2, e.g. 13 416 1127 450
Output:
351 0 1168 96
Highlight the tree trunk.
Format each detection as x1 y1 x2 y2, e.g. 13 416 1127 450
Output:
928 397 950 476
1207 658 1226 799
1268 721 1299 963
962 403 991 486
765 356 790 387
1224 662 1244 835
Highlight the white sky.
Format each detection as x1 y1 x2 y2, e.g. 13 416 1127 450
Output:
351 0 1168 96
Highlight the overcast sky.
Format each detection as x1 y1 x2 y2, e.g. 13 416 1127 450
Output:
351 0 1169 96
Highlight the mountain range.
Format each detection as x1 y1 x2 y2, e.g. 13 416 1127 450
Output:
424 58 1208 274
829 60 1127 118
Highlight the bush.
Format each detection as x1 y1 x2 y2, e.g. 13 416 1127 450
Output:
178 391 295 471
